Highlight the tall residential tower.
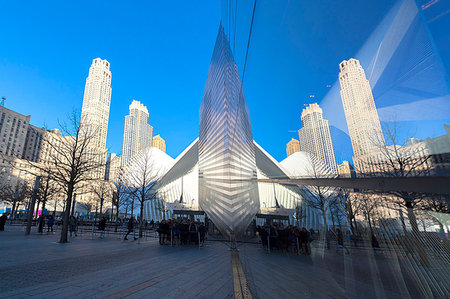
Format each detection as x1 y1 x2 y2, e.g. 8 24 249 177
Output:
81 58 112 149
339 58 384 158
121 100 153 166
298 103 338 174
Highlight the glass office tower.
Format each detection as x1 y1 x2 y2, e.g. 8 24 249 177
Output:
198 23 259 238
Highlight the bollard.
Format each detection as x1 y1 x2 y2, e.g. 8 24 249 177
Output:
267 236 270 254
198 231 201 249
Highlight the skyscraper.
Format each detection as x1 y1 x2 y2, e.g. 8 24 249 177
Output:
121 100 153 166
0 106 31 158
152 134 166 153
286 138 300 157
298 103 338 174
81 58 112 149
339 58 384 158
105 153 121 182
199 23 259 238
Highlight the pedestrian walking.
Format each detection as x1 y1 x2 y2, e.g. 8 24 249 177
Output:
372 234 380 255
124 216 137 240
47 215 55 232
98 217 106 239
0 212 9 231
198 222 206 245
69 216 78 237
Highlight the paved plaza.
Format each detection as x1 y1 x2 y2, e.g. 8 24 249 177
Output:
0 225 448 298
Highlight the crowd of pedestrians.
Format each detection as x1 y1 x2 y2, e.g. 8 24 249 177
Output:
257 223 315 254
157 218 207 246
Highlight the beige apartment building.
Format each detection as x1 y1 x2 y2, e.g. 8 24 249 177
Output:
286 138 300 157
153 134 166 153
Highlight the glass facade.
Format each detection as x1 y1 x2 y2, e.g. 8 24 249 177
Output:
198 23 259 238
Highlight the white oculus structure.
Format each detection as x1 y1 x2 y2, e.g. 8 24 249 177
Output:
138 24 329 237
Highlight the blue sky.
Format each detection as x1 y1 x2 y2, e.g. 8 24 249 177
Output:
1 0 448 163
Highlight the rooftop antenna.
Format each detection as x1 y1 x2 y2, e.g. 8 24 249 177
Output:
1 97 5 107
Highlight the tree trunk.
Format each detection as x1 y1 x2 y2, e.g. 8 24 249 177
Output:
322 210 329 249
399 208 408 235
53 199 57 215
38 200 46 233
347 203 355 234
406 200 429 267
35 200 41 220
139 202 144 238
42 200 46 215
11 186 19 220
131 200 134 218
59 184 74 243
367 213 373 235
94 205 98 225
115 204 119 232
330 208 336 228
99 198 104 218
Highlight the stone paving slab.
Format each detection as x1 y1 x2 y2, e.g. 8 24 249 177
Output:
0 230 233 298
1 228 449 298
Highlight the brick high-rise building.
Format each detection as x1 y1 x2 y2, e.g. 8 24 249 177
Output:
152 134 166 153
286 138 300 157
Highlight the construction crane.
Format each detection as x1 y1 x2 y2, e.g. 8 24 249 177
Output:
0 97 5 107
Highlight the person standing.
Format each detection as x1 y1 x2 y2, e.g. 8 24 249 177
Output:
69 216 78 237
98 217 106 239
47 215 55 233
198 222 206 246
0 212 9 231
124 216 137 240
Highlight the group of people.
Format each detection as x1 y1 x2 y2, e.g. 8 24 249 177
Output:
257 223 314 254
157 218 207 246
37 215 55 233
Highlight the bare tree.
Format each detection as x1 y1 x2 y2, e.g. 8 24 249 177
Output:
361 121 432 265
10 180 32 219
26 111 107 243
35 175 61 219
112 171 128 231
353 192 382 235
420 196 449 236
345 192 362 235
90 179 114 219
123 149 162 238
300 154 340 248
